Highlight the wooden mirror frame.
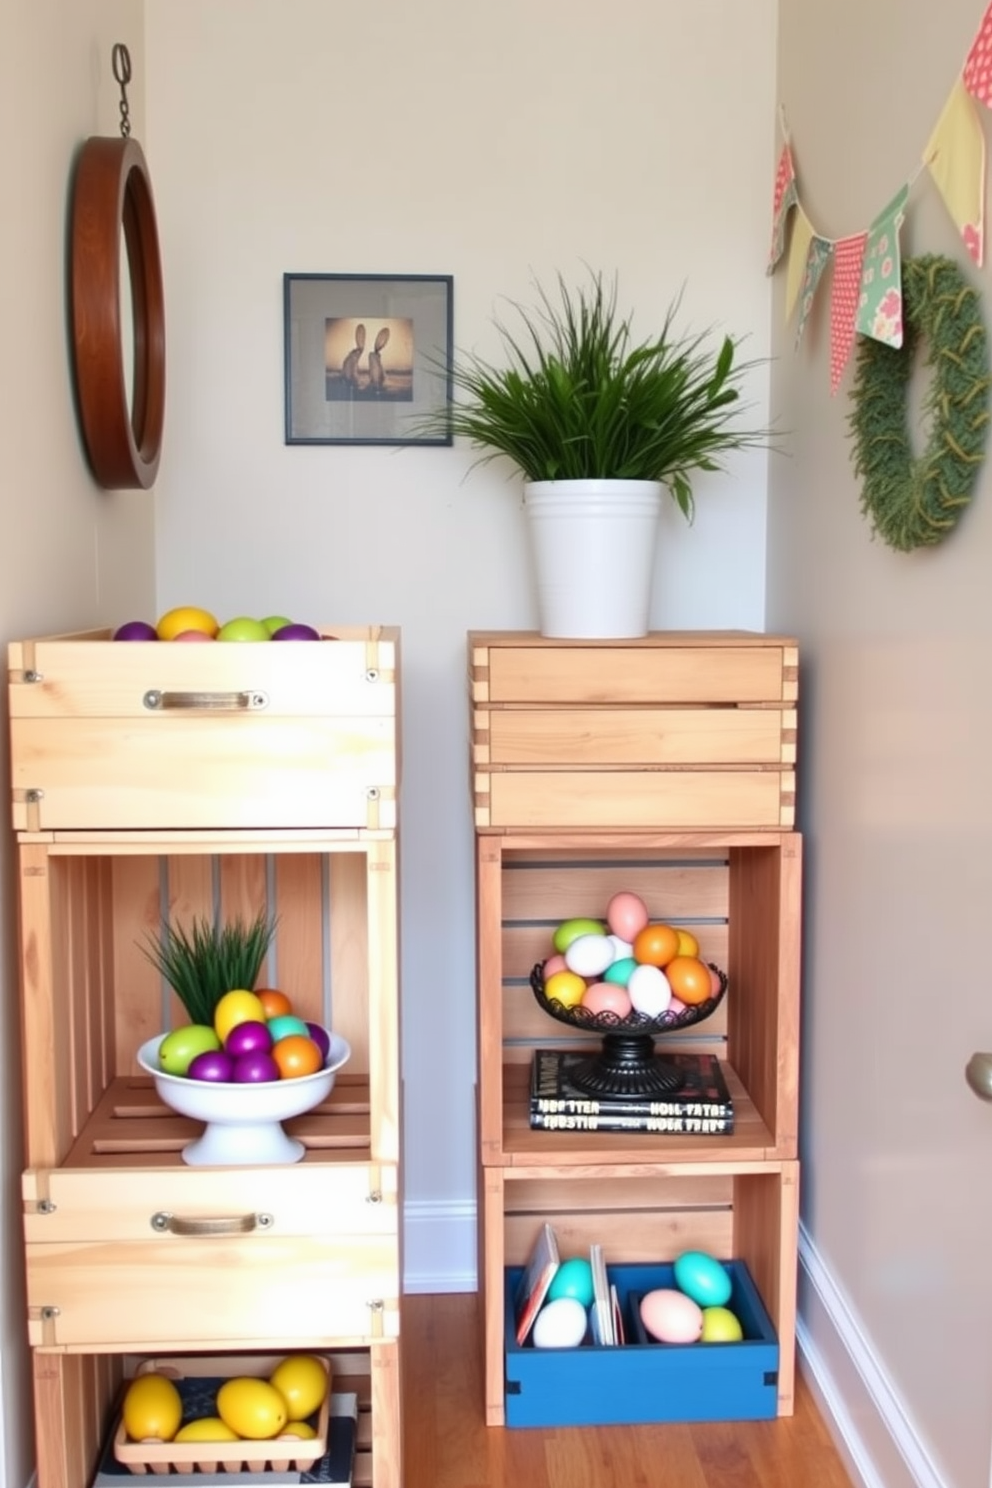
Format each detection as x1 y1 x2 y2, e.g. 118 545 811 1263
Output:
70 136 166 489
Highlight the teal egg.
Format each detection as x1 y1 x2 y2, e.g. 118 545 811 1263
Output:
603 956 637 986
546 1257 595 1309
673 1250 732 1308
266 1013 309 1042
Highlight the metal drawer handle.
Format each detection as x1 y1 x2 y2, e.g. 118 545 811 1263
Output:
143 689 269 712
151 1211 273 1236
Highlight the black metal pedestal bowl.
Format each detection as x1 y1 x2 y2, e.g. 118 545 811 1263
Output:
529 962 728 1099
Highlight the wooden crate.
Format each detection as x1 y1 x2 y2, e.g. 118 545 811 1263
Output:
475 831 802 1166
469 630 797 830
33 1347 384 1488
481 1162 799 1427
17 833 402 1352
8 625 399 832
112 1354 333 1473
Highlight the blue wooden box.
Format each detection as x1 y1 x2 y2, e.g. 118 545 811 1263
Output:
504 1260 779 1428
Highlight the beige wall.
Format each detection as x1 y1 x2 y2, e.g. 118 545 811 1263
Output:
144 0 776 1279
771 5 992 1487
0 4 156 1484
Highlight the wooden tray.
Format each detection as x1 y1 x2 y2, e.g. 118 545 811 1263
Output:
113 1355 332 1475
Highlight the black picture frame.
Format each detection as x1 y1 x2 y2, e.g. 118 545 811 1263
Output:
283 272 453 446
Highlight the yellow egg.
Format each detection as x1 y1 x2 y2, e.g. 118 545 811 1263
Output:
543 970 587 1009
278 1422 317 1440
214 989 267 1044
122 1373 183 1443
216 1377 288 1440
174 1418 240 1443
156 605 219 640
675 927 700 957
268 1355 329 1421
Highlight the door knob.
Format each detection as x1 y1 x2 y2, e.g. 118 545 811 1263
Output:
965 1052 992 1101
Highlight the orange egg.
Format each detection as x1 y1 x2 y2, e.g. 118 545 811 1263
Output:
632 922 680 968
271 1034 323 1079
664 956 714 1006
256 988 293 1020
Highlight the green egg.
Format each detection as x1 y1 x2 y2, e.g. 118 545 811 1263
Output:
158 1024 221 1076
552 917 606 954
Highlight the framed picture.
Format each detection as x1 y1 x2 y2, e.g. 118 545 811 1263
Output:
283 272 453 446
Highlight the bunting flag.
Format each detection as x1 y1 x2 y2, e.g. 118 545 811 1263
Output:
855 186 908 348
963 1 992 106
768 2 992 385
794 236 833 350
785 205 816 324
768 144 798 273
925 78 986 265
830 234 869 394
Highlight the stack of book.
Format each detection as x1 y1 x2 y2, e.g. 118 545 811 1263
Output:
529 1048 734 1134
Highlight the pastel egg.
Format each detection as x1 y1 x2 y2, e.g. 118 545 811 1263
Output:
552 917 606 954
607 934 633 960
606 891 650 943
700 1306 744 1342
639 1288 703 1344
627 963 672 1017
173 629 214 642
543 953 568 978
603 956 637 987
564 933 615 979
547 1257 595 1308
673 1251 733 1308
582 981 633 1018
709 965 724 998
667 995 688 1016
532 1296 589 1349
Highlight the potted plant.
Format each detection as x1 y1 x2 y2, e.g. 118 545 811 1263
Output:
428 272 769 638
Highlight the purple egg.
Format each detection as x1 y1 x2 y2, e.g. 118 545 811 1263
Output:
225 1020 273 1058
271 623 321 641
113 620 158 642
232 1050 281 1083
188 1049 236 1083
305 1022 331 1062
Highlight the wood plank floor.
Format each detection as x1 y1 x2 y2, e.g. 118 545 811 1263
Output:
402 1293 855 1488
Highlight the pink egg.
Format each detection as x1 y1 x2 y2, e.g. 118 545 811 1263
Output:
640 1288 703 1344
668 995 687 1016
581 981 633 1018
542 953 568 978
709 965 724 998
606 891 650 943
173 629 214 642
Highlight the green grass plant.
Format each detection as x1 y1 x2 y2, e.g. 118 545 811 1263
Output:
141 910 277 1026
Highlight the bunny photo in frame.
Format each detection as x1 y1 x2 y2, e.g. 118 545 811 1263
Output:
283 272 453 446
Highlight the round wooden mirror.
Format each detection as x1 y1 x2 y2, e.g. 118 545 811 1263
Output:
70 136 166 490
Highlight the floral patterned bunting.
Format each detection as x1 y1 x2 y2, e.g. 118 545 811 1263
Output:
855 186 908 348
794 236 833 350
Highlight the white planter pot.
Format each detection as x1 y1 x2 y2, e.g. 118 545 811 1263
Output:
523 479 664 639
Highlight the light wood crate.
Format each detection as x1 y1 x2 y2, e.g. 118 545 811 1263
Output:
475 831 802 1167
469 630 797 830
8 625 399 832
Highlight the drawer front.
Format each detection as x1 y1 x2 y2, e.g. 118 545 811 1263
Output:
476 641 797 705
11 716 396 831
477 769 795 830
9 629 398 719
25 1234 399 1348
480 707 796 767
23 1164 399 1348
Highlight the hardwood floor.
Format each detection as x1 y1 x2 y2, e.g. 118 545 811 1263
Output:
401 1293 855 1488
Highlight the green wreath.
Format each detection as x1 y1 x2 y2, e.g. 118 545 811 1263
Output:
849 254 991 552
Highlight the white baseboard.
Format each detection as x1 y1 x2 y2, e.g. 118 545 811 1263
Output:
402 1199 477 1293
797 1221 947 1488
